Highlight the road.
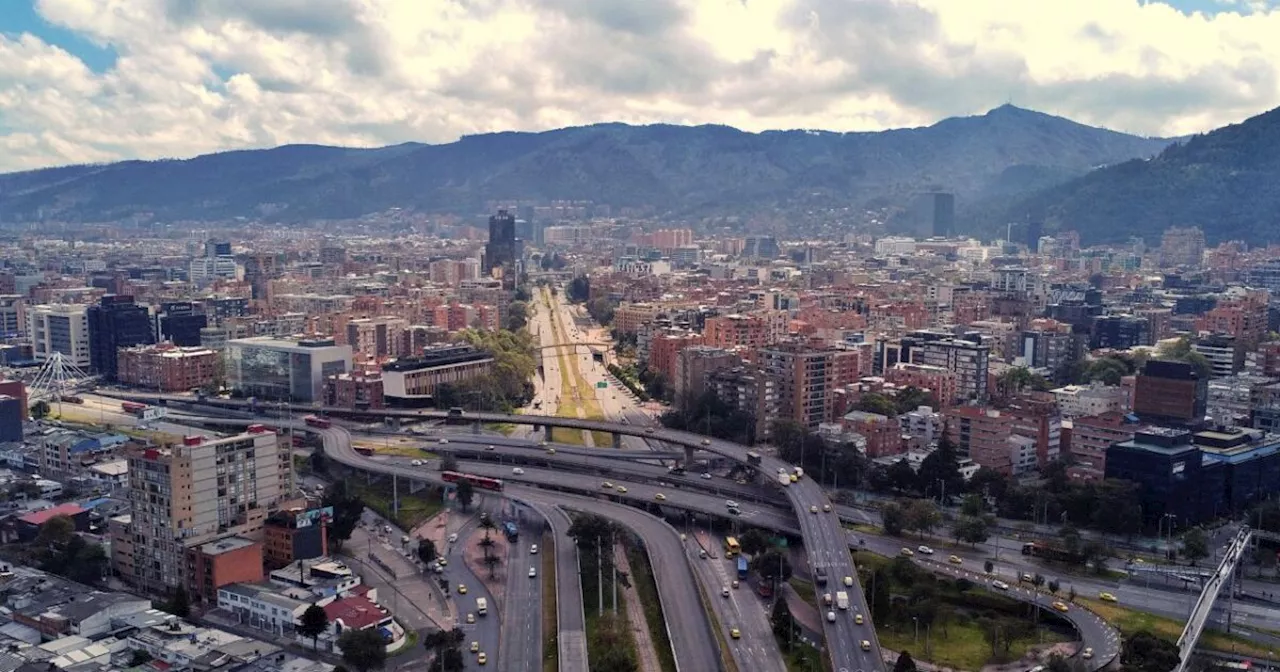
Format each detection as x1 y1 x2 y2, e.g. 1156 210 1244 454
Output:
688 531 788 672
497 500 547 672
522 499 588 672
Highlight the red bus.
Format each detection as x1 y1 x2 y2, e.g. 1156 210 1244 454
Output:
441 470 504 492
121 401 148 416
304 416 332 429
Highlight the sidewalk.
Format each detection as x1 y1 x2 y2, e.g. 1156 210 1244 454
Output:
614 543 662 672
343 522 453 631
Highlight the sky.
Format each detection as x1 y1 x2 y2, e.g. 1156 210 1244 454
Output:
3 0 1280 173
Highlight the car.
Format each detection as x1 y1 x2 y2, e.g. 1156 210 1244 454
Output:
410 459 423 466
728 507 741 515
900 548 915 557
860 640 871 651
843 575 853 587
457 584 467 595
654 493 666 501
809 505 818 514
731 580 740 589
477 652 487 665
645 428 655 434
822 504 831 512
699 549 708 559
722 587 730 597
826 610 836 622
438 438 449 444
539 441 548 447
948 555 963 565
383 524 393 534
531 544 539 555
529 567 537 578
546 447 556 455
701 473 712 480
1022 573 1035 582
789 474 798 482
1052 601 1069 613
1099 592 1118 602
485 445 496 451
701 438 711 446
917 545 934 555
466 613 475 624
823 593 832 605
725 500 739 509
1082 647 1094 660
512 467 525 475
470 641 479 653
855 614 864 624
729 628 741 640
992 580 1010 590
616 486 628 494
438 558 448 567
602 482 614 489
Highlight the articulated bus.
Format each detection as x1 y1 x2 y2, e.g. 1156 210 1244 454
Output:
724 537 741 558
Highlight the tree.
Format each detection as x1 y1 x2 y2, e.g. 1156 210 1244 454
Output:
960 493 986 517
505 301 529 331
1032 574 1046 590
1048 579 1061 595
770 596 797 652
1121 631 1182 672
416 539 438 565
856 393 898 417
917 438 963 503
739 529 771 556
867 569 892 623
984 560 995 574
1182 528 1209 565
905 499 941 539
955 577 973 593
894 386 937 415
298 604 330 650
894 650 917 672
1059 524 1083 557
967 466 1009 501
887 459 917 493
36 515 76 548
1068 586 1078 602
881 502 906 537
1046 653 1073 672
338 628 388 672
31 400 51 420
455 479 475 511
162 586 191 618
751 549 793 590
439 453 458 472
483 554 501 578
954 517 990 546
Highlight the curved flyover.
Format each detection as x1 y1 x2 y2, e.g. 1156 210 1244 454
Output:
105 394 882 672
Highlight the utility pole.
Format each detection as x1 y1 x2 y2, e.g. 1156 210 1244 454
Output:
612 531 618 614
597 537 604 615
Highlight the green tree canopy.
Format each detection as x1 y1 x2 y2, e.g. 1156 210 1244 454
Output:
338 628 388 672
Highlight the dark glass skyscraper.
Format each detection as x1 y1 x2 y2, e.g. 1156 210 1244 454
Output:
156 301 208 346
88 295 156 380
484 209 520 287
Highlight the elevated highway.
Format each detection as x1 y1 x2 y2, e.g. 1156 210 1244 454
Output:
174 409 1122 672
105 391 886 672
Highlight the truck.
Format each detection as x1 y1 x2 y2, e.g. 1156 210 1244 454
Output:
736 556 749 580
475 597 488 616
778 473 791 487
836 591 850 611
1022 541 1086 564
746 452 762 466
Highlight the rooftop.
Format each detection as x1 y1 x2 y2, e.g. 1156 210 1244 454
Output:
197 536 259 556
18 503 87 526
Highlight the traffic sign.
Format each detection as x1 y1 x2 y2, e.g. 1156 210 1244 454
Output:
596 381 607 388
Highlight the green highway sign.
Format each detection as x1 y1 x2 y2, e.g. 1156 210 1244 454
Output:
596 381 608 388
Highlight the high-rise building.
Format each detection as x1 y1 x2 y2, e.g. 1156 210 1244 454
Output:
0 395 22 442
116 427 290 594
1091 315 1151 350
346 316 410 361
205 240 232 257
913 338 990 402
483 209 520 285
673 346 740 409
900 192 955 237
759 342 839 430
155 301 208 347
28 303 92 368
1159 226 1206 268
88 295 156 380
0 294 25 339
118 344 220 392
224 336 353 402
743 236 780 259
1133 359 1208 425
243 255 280 301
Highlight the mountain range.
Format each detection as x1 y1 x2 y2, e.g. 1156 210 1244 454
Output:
0 105 1183 236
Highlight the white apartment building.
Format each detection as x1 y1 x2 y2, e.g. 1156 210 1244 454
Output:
27 303 91 368
189 256 238 284
1051 383 1125 418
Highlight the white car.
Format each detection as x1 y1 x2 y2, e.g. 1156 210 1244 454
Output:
725 500 739 509
826 610 836 623
701 473 712 480
438 438 449 444
992 580 1010 590
529 567 537 578
530 544 538 555
512 467 525 475
917 545 934 555
448 533 459 543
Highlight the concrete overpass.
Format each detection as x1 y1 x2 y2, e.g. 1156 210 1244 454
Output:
104 391 884 672
1175 527 1253 672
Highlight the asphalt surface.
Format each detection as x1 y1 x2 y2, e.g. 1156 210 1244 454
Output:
688 532 788 672
496 500 546 672
444 513 503 671
521 499 589 672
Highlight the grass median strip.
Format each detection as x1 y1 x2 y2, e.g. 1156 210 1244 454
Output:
541 531 558 672
627 544 678 672
1079 597 1272 658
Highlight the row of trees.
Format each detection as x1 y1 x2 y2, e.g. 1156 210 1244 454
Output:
435 328 537 412
566 514 638 672
854 386 939 418
659 391 756 445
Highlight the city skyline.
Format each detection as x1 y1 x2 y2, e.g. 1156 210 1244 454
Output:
3 0 1280 172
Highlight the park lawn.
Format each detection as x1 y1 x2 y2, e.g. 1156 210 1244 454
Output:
628 546 679 672
789 578 817 605
852 550 891 574
783 645 825 672
1078 598 1272 658
348 479 444 531
878 617 1066 671
351 440 430 458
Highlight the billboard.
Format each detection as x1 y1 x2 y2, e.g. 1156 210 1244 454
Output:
295 506 334 529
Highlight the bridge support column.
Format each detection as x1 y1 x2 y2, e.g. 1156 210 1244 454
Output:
408 479 426 495
613 433 622 449
472 420 481 435
684 445 695 467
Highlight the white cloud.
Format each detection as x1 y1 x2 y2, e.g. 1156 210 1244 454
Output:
1 0 1280 172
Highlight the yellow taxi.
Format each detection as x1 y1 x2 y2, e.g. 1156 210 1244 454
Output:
1052 601 1069 613
729 628 741 640
1099 592 1118 602
948 555 963 565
